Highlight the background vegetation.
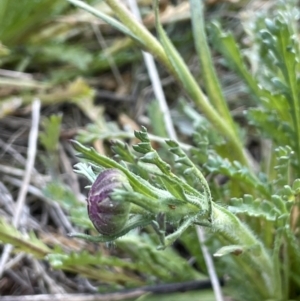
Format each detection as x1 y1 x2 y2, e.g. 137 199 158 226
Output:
0 0 299 300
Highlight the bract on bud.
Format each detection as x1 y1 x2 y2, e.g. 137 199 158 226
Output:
87 169 131 235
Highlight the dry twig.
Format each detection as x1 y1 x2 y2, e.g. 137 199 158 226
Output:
0 99 41 277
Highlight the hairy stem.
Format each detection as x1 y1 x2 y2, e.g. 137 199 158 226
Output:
212 203 276 298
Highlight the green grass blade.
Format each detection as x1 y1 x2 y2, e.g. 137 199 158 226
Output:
67 0 144 45
210 23 261 97
153 0 248 167
189 0 235 131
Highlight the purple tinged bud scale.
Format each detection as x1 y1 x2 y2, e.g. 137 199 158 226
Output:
87 169 131 236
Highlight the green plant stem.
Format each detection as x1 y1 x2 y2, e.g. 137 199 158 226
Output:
191 161 213 215
282 237 289 300
212 203 276 298
103 0 249 168
104 0 175 75
273 232 283 300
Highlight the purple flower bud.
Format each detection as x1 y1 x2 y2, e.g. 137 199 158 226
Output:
87 169 131 235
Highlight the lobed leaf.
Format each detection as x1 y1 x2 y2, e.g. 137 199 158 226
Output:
205 154 270 197
228 195 283 221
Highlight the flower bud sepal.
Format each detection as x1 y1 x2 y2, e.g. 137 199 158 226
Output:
69 214 153 243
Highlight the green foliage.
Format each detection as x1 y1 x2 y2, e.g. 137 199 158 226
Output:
48 234 204 284
209 22 262 98
39 114 62 175
61 1 300 299
247 108 292 146
72 127 281 299
71 128 212 248
39 114 62 153
0 0 66 46
43 181 93 230
2 0 300 300
152 0 247 166
67 0 145 46
47 250 145 285
138 290 216 301
228 194 282 221
189 0 234 129
273 146 294 189
206 6 300 299
147 100 168 138
29 44 94 70
0 218 50 258
211 7 300 175
116 235 204 282
205 154 270 197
